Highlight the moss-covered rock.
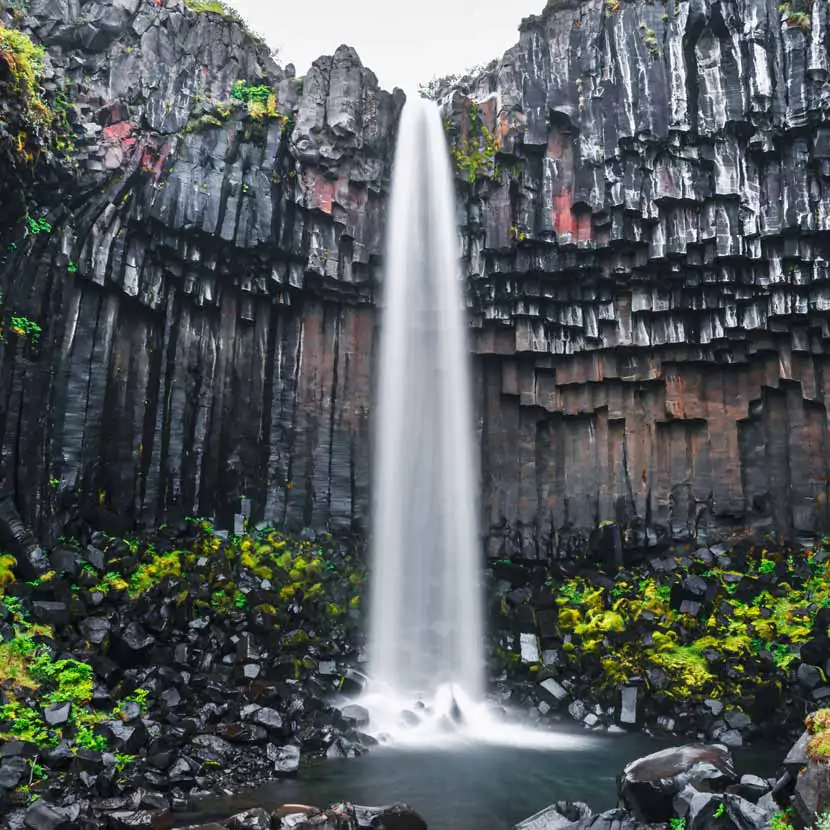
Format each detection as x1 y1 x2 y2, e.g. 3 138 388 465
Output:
0 20 75 228
0 519 366 811
491 539 830 741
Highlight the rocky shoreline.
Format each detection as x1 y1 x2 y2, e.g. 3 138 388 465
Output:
488 537 830 748
0 512 827 828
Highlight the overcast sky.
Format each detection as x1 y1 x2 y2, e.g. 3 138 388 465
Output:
229 0 545 93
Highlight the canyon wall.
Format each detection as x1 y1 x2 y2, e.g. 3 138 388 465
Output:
2 0 830 558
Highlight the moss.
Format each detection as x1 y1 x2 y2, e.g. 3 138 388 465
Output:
0 521 365 769
184 113 225 134
808 730 830 761
128 549 182 596
0 22 49 128
807 709 830 734
536 540 830 712
642 27 660 58
446 101 498 184
9 314 41 342
654 646 714 694
184 0 243 20
770 810 793 830
0 22 76 176
787 10 811 29
0 554 16 590
574 610 625 635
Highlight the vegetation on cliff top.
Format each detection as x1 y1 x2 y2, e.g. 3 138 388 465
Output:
182 0 273 53
183 0 244 20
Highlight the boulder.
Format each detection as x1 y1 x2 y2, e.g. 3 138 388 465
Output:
723 792 777 830
110 623 155 668
340 704 370 728
0 757 28 790
514 801 593 830
108 811 172 829
226 808 272 829
793 762 830 826
269 744 301 775
672 785 719 830
620 744 737 822
353 803 428 829
23 800 79 830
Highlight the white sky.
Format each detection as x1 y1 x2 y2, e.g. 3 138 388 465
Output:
229 0 546 93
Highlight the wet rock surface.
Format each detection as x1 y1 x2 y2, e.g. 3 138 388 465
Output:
447 0 830 558
620 744 736 822
0 0 400 545
514 742 794 830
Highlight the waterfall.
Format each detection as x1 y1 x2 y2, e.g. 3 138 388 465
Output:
368 95 484 704
357 95 591 751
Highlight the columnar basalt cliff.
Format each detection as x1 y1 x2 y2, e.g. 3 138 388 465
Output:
2 0 830 559
449 0 830 558
0 0 401 543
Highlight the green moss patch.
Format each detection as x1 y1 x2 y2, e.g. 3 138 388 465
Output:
499 540 830 730
445 101 499 184
183 84 293 138
183 0 243 21
0 22 49 131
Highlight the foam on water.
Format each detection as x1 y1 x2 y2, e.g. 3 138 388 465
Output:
357 683 597 751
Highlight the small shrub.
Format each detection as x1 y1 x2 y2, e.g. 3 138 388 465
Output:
0 23 48 126
183 0 242 20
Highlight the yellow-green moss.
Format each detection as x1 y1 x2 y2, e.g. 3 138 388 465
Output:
128 550 182 596
0 23 48 124
184 0 242 19
807 709 830 734
0 553 16 590
653 646 714 694
542 546 826 704
446 101 498 184
808 730 830 761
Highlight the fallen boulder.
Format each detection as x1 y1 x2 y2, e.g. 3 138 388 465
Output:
619 744 737 822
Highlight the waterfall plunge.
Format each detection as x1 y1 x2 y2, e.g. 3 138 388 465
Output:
359 96 591 751
368 95 484 704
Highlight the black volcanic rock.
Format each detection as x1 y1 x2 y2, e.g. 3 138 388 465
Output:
1 0 830 557
620 744 737 822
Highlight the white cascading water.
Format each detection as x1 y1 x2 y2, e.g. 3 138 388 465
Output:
358 96 590 751
366 92 483 710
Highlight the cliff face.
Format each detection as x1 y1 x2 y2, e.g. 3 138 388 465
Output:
2 0 829 558
450 0 830 557
0 0 400 540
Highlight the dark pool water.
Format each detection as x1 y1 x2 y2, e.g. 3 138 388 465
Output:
172 732 783 830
